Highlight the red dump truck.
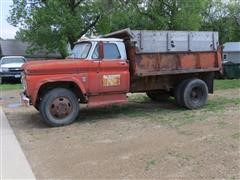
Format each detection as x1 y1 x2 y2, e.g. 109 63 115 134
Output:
21 29 222 126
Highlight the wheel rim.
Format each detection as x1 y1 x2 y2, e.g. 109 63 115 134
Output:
190 87 203 104
50 97 73 119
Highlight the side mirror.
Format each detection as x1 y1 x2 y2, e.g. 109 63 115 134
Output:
98 41 104 59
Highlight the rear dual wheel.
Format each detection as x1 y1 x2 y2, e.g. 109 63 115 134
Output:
174 79 208 109
39 88 79 127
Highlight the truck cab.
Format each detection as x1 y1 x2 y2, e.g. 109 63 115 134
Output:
21 29 222 127
68 38 130 96
21 38 130 126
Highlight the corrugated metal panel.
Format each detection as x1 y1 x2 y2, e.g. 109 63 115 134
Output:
189 32 218 51
132 31 168 52
131 30 219 53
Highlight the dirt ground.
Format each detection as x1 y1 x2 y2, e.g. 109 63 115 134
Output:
1 88 240 179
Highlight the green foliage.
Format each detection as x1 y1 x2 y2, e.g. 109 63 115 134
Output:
8 0 102 58
96 0 208 33
138 0 208 30
201 0 240 43
231 132 240 140
145 159 157 171
8 0 240 56
0 84 22 91
95 0 148 34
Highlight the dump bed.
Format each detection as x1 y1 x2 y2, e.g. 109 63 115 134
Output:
104 28 222 77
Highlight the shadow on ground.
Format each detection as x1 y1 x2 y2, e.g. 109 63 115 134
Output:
78 99 182 123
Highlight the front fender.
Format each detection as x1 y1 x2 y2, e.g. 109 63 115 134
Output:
31 76 87 106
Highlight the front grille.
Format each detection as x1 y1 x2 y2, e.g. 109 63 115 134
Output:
8 68 23 72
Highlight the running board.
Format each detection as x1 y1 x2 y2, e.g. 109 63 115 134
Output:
87 94 127 108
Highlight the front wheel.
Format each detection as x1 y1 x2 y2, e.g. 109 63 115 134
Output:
39 88 80 127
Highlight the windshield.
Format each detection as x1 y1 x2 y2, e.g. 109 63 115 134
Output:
70 42 91 59
1 57 25 64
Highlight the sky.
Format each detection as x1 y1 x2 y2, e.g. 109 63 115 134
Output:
0 0 18 39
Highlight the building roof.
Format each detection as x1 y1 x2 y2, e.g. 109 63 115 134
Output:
0 39 61 58
223 42 240 52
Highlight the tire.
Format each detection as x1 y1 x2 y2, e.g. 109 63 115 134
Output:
39 88 79 127
182 79 208 109
174 79 192 106
146 91 170 102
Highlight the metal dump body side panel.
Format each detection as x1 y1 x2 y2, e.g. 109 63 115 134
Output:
133 50 221 77
131 31 168 52
104 28 222 78
189 32 218 51
131 30 219 53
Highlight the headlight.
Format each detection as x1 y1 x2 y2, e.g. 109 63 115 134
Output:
0 67 9 72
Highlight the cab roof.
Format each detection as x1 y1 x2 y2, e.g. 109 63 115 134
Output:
76 38 123 43
1 56 25 59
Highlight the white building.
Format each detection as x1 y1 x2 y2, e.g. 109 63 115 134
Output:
223 42 240 64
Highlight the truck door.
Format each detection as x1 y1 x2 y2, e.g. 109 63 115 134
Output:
92 42 129 94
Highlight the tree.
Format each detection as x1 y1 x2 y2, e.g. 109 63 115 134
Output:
201 0 240 43
97 0 239 43
135 0 208 30
95 0 209 36
8 0 102 57
8 0 239 57
95 0 147 34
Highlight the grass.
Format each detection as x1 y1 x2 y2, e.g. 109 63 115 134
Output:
217 121 228 128
145 160 157 171
139 99 239 128
203 97 240 112
0 84 22 91
78 92 240 128
231 132 240 140
214 79 240 90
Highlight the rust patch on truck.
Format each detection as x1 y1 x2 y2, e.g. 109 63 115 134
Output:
133 50 221 77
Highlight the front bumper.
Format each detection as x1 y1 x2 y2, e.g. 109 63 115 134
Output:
20 91 30 106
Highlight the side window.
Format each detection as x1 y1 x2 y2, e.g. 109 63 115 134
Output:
104 43 121 59
92 44 99 59
92 42 121 60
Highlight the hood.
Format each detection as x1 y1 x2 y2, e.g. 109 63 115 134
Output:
23 59 79 75
1 63 24 68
